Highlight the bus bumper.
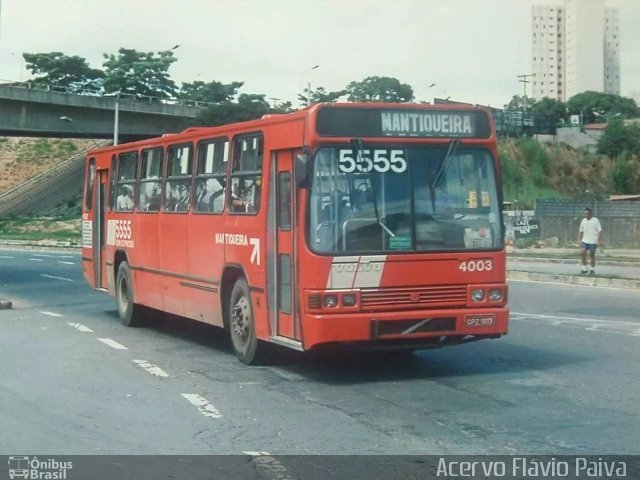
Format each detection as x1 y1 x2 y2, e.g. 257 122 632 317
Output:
302 307 509 350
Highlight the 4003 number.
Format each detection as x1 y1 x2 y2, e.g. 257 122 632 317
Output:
458 260 493 272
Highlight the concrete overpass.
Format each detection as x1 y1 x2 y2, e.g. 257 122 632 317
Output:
0 83 207 142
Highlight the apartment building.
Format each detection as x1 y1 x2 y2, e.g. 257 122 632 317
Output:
531 0 620 102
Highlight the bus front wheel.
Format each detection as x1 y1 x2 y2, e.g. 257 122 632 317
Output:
229 278 267 365
116 262 144 327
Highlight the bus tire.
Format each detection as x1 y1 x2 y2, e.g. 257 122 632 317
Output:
229 278 267 365
116 261 144 327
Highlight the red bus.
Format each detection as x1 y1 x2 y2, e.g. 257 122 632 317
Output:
82 102 509 364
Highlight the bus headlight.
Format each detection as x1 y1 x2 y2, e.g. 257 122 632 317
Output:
323 295 338 308
488 289 503 302
342 294 357 307
471 289 485 302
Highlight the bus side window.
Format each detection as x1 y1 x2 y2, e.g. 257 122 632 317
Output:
139 147 163 212
229 134 262 214
114 151 138 212
194 138 228 214
164 143 193 213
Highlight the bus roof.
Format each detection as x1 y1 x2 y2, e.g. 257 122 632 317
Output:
87 102 494 155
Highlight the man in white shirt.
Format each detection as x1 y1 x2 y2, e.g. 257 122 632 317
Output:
577 207 603 276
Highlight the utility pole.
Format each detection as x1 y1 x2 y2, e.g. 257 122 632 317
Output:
517 73 535 112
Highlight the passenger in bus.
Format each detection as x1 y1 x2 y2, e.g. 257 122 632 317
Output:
231 180 252 212
175 182 190 212
140 182 160 211
196 178 225 212
116 185 134 211
165 183 179 211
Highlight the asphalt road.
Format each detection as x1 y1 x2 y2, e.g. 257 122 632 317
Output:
1 248 638 458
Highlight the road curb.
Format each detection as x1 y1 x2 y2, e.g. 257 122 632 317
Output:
0 298 12 310
508 256 640 267
507 270 640 290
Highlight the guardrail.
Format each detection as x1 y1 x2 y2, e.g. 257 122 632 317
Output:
0 78 214 109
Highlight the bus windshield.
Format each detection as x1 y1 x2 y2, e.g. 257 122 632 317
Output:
309 145 502 254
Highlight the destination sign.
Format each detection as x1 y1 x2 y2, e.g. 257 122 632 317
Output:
316 107 491 138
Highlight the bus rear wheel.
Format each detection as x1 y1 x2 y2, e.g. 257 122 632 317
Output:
116 261 144 327
229 278 267 365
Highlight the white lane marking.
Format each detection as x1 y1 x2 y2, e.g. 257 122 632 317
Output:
32 254 57 258
0 255 14 259
58 261 75 265
181 394 222 418
249 454 297 480
512 312 640 337
243 451 272 456
66 322 93 333
133 360 169 378
30 258 44 262
40 311 63 317
40 274 74 282
512 312 639 326
98 338 128 350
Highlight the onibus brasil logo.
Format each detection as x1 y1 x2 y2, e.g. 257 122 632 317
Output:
8 456 72 479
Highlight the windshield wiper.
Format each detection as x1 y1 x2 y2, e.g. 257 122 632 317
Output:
430 139 459 213
433 139 459 188
349 138 395 237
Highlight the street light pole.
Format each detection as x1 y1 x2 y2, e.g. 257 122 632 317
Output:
594 112 621 122
517 73 535 112
299 65 319 106
104 91 122 145
113 93 120 145
417 83 436 102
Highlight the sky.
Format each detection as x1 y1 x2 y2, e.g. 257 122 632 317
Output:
0 0 638 108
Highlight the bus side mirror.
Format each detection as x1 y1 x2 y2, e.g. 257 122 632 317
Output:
295 153 309 188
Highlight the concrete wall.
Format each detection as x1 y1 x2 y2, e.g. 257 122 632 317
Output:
535 199 640 247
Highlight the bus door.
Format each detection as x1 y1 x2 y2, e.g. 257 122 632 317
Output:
93 169 109 290
269 150 300 341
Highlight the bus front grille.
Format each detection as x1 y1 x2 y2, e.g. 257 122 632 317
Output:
360 285 467 310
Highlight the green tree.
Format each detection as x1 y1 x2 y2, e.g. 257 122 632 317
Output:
102 48 178 99
23 52 104 92
566 91 640 122
345 76 414 103
610 152 640 194
506 94 525 111
178 79 244 104
530 97 568 124
597 117 640 159
195 93 273 126
297 86 346 106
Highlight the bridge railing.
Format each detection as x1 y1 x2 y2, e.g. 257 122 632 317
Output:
0 79 214 109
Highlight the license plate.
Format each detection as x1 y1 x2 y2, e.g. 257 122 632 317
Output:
465 314 496 327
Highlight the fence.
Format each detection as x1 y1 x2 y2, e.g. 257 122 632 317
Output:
535 199 640 247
